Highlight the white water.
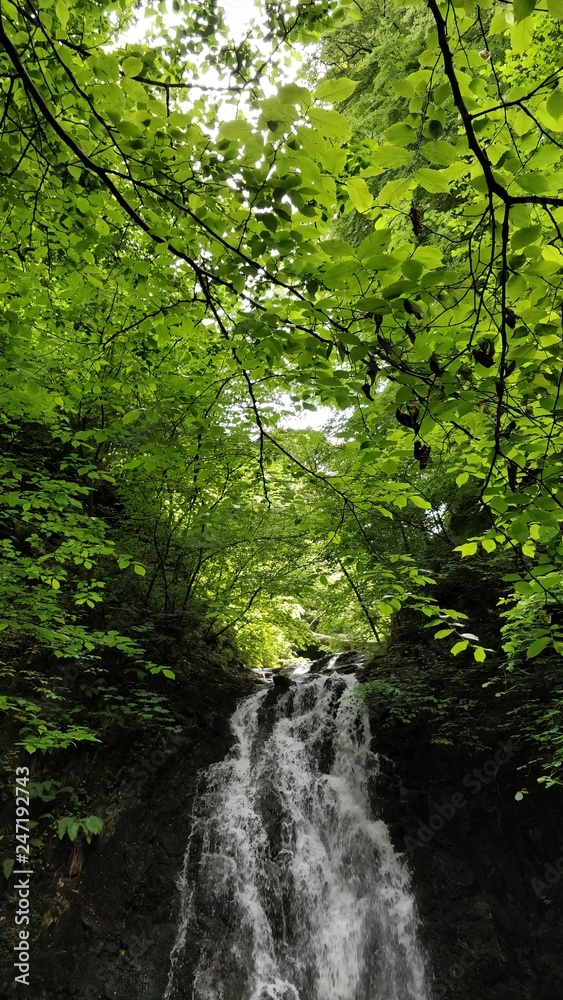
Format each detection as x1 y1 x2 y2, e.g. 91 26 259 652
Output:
165 669 430 1000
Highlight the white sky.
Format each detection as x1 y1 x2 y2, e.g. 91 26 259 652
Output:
279 402 341 431
221 0 257 40
119 0 258 48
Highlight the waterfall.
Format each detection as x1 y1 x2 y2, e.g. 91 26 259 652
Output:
164 666 431 1000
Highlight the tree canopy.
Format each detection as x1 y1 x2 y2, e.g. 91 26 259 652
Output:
2 0 563 787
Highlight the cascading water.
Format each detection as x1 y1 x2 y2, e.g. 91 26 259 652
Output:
164 663 431 1000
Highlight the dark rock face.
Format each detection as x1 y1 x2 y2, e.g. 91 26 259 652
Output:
1 707 244 1000
272 673 294 691
369 717 563 1000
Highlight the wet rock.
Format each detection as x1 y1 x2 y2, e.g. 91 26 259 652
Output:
309 650 365 674
308 653 334 672
333 650 365 669
273 673 294 691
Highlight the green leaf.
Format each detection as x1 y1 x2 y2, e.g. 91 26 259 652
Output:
427 119 444 139
513 0 537 20
368 144 413 170
392 69 432 97
218 119 253 142
410 495 432 509
456 542 478 556
511 224 543 250
384 123 417 146
511 15 534 51
435 628 455 638
451 640 469 656
456 472 469 487
122 56 144 78
402 259 424 280
83 815 103 836
134 564 146 576
123 409 142 425
474 647 487 662
433 82 451 103
58 816 79 841
3 858 14 880
509 516 530 544
516 172 550 194
313 77 358 102
526 636 552 658
547 0 563 16
278 82 311 108
378 177 414 205
489 7 508 32
413 167 451 193
547 91 563 120
309 107 351 139
420 140 459 166
346 177 373 212
393 77 416 98
412 245 443 267
55 0 69 28
375 506 394 519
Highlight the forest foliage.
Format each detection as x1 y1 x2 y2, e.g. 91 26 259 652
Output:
1 0 563 787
